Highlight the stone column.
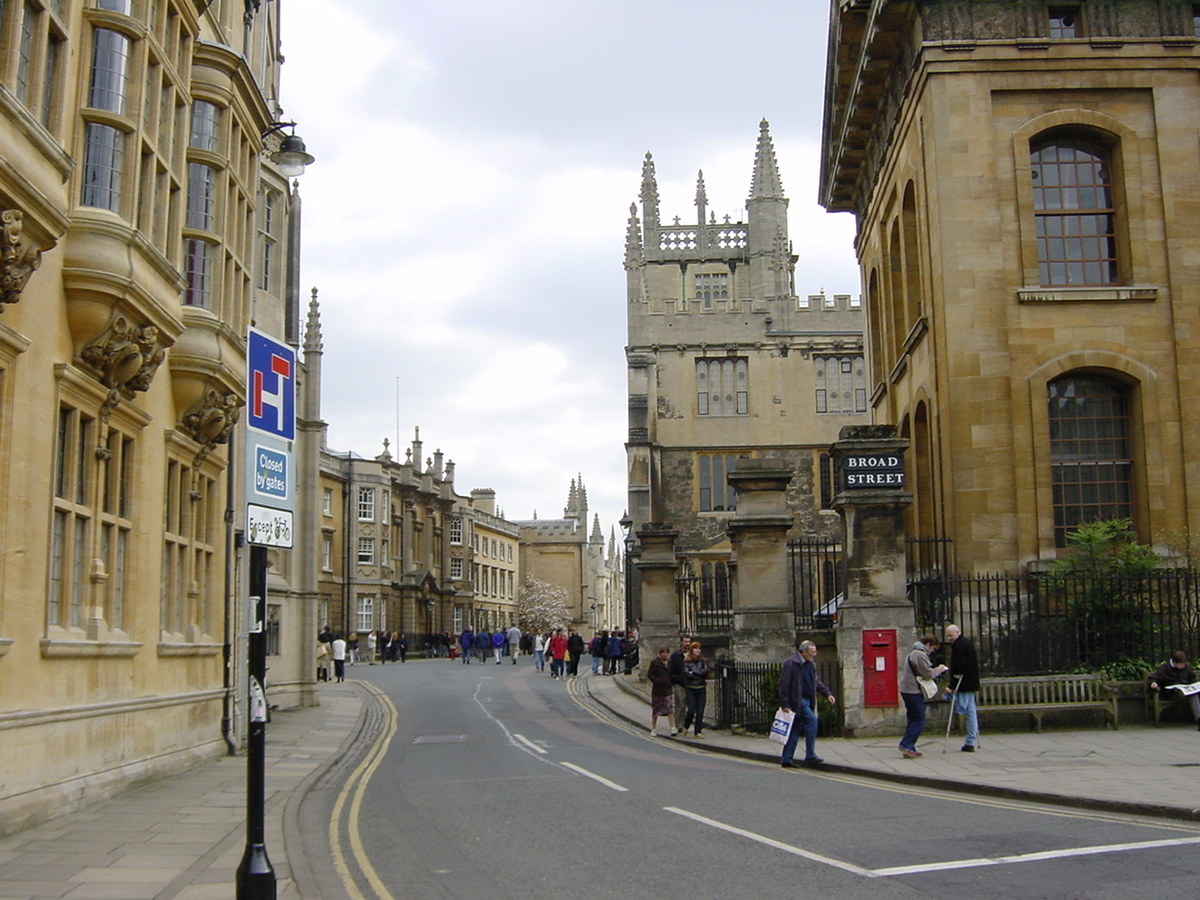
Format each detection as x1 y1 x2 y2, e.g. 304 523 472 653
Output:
727 461 795 663
635 524 678 677
832 425 916 736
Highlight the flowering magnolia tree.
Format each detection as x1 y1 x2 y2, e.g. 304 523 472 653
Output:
517 578 571 633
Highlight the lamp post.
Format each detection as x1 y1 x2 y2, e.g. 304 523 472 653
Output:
236 122 313 900
619 512 633 632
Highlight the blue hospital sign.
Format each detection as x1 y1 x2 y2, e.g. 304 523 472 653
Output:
245 328 295 547
247 329 295 440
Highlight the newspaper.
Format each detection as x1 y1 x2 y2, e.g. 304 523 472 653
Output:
1165 681 1200 696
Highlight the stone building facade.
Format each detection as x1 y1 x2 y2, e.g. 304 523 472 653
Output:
624 122 868 632
821 0 1200 572
315 433 523 645
513 478 624 630
0 0 319 832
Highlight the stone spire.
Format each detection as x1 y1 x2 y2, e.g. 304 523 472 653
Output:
695 170 708 226
303 286 322 353
565 478 578 519
591 513 603 543
640 151 660 243
749 119 786 201
624 202 643 269
747 119 790 301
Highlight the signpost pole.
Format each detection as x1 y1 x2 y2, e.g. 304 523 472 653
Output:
236 545 275 898
237 328 294 899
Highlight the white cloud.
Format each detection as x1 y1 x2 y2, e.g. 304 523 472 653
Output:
282 0 860 530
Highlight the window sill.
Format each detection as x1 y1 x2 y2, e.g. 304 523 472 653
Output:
40 635 142 658
0 637 12 657
1017 285 1157 303
158 641 222 657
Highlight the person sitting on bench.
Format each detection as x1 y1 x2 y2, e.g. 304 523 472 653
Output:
1149 651 1200 730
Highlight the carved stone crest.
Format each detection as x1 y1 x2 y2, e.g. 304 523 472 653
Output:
1 210 42 307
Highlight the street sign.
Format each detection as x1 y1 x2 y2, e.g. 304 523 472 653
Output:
245 328 295 549
247 329 295 440
247 503 294 549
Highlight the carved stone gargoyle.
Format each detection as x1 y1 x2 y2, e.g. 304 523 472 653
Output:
182 388 243 468
1 209 42 307
81 315 170 421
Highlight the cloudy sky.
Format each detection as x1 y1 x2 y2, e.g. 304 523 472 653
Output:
280 0 861 537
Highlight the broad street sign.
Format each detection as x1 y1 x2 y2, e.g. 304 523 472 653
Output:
245 328 295 548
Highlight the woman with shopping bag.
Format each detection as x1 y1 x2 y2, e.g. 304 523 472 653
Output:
897 636 948 758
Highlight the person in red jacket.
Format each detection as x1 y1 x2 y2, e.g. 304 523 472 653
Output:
548 628 568 679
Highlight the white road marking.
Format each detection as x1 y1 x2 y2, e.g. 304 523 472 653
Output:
559 761 629 792
665 806 1200 879
664 807 874 876
513 733 547 754
872 834 1200 877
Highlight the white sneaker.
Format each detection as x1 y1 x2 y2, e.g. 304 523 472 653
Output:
649 729 658 737
670 727 678 736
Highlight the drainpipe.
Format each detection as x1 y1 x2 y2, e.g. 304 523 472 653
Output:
221 429 239 755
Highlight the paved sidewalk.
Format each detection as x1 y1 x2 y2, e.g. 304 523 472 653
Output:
0 684 364 899
583 671 1200 821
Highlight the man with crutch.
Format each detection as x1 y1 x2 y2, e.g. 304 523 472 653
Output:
943 624 980 752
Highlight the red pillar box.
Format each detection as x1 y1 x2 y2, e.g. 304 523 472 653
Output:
862 629 898 708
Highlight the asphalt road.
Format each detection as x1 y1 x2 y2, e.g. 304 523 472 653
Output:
297 659 1200 900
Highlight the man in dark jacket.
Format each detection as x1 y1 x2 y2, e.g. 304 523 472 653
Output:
1149 651 1200 728
566 630 585 676
668 636 690 734
945 624 981 751
778 641 835 767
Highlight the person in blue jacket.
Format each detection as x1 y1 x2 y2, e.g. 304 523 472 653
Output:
491 629 505 664
460 627 473 664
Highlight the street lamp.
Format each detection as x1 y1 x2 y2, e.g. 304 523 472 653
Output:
261 122 315 178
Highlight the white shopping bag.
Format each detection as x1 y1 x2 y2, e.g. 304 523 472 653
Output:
768 707 795 745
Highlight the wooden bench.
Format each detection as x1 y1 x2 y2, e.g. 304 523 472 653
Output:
970 674 1118 732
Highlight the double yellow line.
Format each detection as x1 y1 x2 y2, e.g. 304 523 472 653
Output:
329 682 399 900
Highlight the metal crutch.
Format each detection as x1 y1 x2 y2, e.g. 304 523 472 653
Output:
943 674 964 754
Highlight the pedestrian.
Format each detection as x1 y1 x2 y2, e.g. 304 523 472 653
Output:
346 633 359 665
331 634 347 682
460 626 473 664
944 624 981 752
491 629 505 664
507 624 522 664
681 642 710 738
316 637 329 682
531 629 546 670
778 640 836 767
366 630 377 666
622 630 639 675
668 635 690 734
567 629 585 677
548 628 568 679
389 631 401 662
1148 651 1200 729
604 629 623 675
897 636 947 758
647 646 674 736
396 633 409 663
377 630 391 664
590 631 605 674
